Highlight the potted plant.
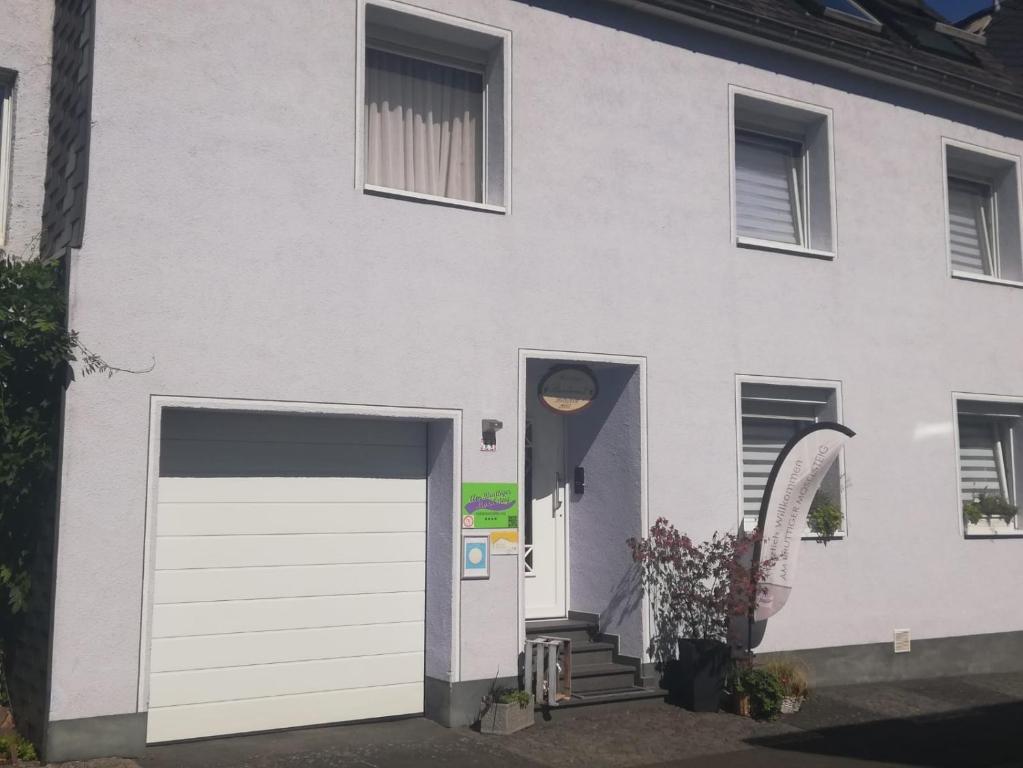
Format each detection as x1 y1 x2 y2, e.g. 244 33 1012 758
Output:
478 687 534 735
729 664 751 717
807 492 842 543
732 665 784 720
762 658 809 713
628 517 774 712
963 493 1018 527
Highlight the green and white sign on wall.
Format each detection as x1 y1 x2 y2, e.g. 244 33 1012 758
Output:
461 482 518 530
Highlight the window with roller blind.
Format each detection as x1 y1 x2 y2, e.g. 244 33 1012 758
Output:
732 88 836 258
955 397 1023 536
736 378 845 535
945 141 1023 286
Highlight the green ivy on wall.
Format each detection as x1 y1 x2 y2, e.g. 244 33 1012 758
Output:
0 255 74 623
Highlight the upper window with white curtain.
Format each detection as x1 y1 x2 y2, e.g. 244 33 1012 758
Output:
362 2 509 211
738 379 845 535
956 398 1022 536
732 89 835 257
945 142 1023 285
365 48 483 204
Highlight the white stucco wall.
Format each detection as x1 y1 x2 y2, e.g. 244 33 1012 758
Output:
51 0 1023 722
0 1 52 257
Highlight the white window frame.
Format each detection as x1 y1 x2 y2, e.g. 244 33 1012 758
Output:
729 86 837 261
953 392 1023 539
943 138 1023 290
0 80 12 247
355 0 511 214
734 374 848 538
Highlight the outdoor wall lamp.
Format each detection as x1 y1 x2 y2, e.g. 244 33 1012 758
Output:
482 419 503 451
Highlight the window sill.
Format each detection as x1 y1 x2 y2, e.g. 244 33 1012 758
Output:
363 184 507 214
950 271 1023 289
964 524 1023 539
801 531 846 541
742 520 846 541
736 236 836 260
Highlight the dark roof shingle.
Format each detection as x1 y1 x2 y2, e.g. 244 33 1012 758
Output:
614 0 1023 119
985 0 1023 80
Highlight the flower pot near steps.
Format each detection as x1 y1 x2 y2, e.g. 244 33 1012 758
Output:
671 638 731 712
479 696 536 735
780 695 805 714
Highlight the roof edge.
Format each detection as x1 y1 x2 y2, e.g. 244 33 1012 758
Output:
604 0 1023 123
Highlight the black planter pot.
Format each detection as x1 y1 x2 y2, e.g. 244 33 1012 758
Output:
667 638 731 712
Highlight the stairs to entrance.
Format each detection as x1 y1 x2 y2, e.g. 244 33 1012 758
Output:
525 618 665 706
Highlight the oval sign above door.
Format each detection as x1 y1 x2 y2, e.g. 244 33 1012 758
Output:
538 366 599 414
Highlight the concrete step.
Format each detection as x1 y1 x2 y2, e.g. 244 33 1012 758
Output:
558 686 666 707
570 641 615 667
525 619 594 644
570 662 639 694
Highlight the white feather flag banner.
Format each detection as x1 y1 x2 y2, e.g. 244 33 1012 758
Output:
752 423 855 623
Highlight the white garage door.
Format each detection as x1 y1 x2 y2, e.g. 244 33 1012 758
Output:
146 410 427 743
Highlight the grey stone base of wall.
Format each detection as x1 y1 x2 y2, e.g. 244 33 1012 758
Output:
640 631 1023 688
44 712 146 763
46 633 1022 760
757 630 1023 688
42 678 510 761
424 675 517 727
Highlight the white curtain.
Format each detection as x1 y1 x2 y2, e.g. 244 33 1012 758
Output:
365 48 483 203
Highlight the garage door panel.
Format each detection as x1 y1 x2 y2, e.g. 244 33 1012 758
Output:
149 652 424 707
150 621 425 673
156 502 424 536
157 477 426 504
149 412 428 742
147 682 424 744
155 532 426 569
152 592 424 638
154 561 425 604
161 440 426 479
162 410 427 447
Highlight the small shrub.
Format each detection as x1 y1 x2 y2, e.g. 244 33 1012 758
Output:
963 494 1017 526
497 689 532 708
0 732 37 761
734 667 784 720
761 658 809 699
807 493 842 543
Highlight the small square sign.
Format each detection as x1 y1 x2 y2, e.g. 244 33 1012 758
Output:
462 535 490 580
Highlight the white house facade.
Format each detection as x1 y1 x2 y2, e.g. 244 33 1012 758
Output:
10 0 1023 761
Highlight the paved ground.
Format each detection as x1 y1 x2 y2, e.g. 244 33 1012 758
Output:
59 672 1023 768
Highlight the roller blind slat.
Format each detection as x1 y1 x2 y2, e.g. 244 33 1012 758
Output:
735 134 803 245
948 179 993 276
958 419 1006 502
741 416 811 519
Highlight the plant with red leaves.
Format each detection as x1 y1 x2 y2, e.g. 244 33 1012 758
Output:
627 517 775 662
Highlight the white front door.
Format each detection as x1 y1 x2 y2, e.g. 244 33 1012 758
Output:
524 400 568 619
